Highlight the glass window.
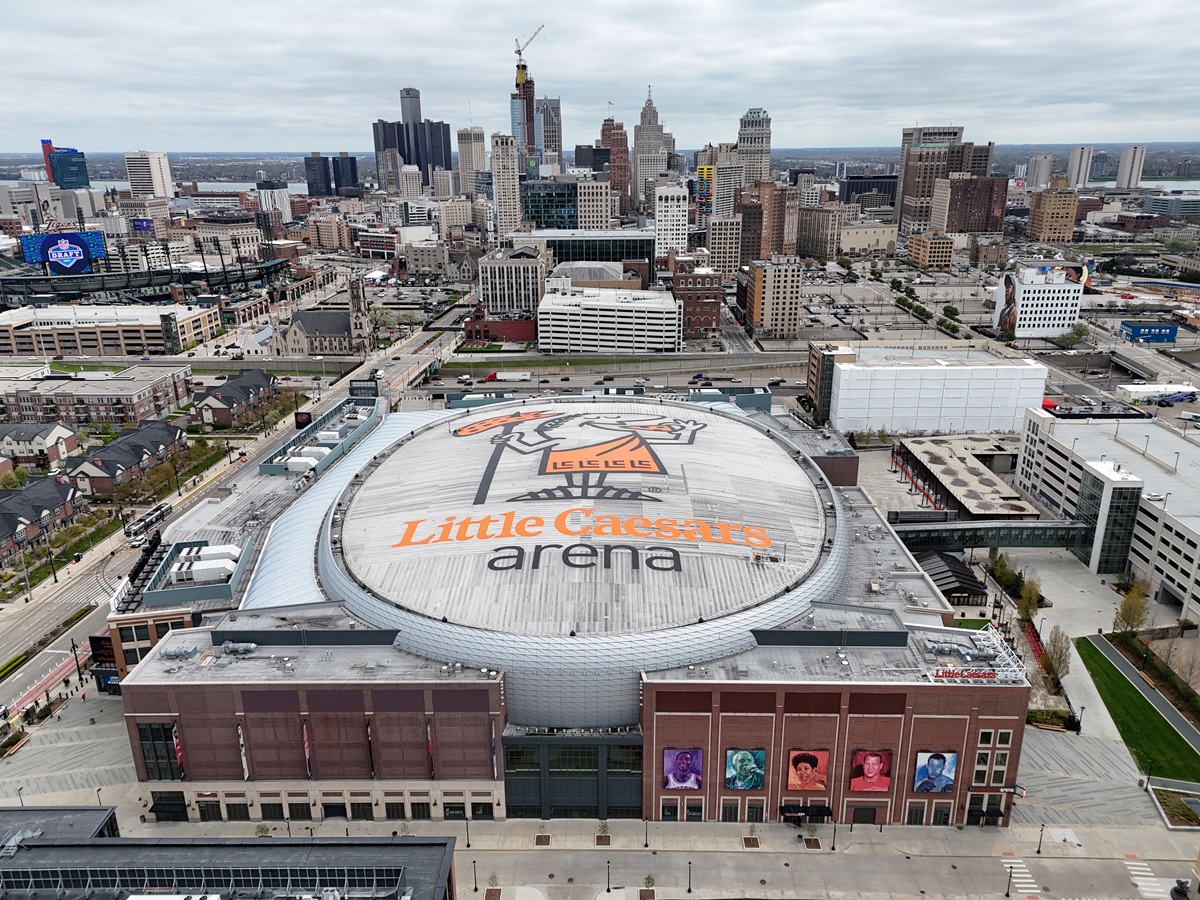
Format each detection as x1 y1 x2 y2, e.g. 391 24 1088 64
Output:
155 622 171 638
997 731 1011 746
907 803 925 825
288 802 313 821
991 769 1006 785
410 802 432 820
746 802 765 823
118 626 135 643
384 802 406 821
974 769 987 785
661 799 678 822
196 800 222 822
124 648 142 666
225 802 250 821
932 805 951 826
350 802 374 821
994 752 1009 767
978 730 993 746
260 803 285 821
720 801 739 823
134 624 150 641
504 744 541 775
685 800 703 822
443 802 466 820
976 752 990 767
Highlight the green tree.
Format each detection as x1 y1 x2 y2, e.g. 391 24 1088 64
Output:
1053 322 1090 348
1113 591 1150 635
1018 576 1041 621
890 278 904 292
0 467 29 490
369 307 396 330
942 305 959 318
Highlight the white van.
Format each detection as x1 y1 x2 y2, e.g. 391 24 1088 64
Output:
457 375 472 383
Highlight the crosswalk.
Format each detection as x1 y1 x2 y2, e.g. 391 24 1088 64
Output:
1125 859 1171 900
1002 858 1040 896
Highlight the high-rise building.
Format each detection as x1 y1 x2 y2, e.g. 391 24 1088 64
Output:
479 247 546 314
332 153 359 192
899 140 993 235
256 181 293 225
521 179 579 229
654 184 689 259
574 144 610 173
1026 154 1053 189
457 127 487 198
737 108 772 184
1116 145 1146 189
535 97 562 164
400 88 422 125
431 167 459 199
305 153 334 197
907 232 955 269
510 58 539 172
577 181 612 230
706 215 743 278
1026 185 1078 242
43 143 90 190
838 174 897 208
124 151 174 199
632 88 674 208
896 125 963 227
399 165 423 199
491 133 522 241
929 174 1007 234
1065 146 1093 189
600 118 630 216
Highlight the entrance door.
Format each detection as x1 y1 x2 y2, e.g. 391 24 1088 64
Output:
322 803 347 819
851 805 877 825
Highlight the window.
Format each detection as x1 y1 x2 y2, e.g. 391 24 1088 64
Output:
410 802 432 820
974 770 987 785
124 648 142 667
979 730 993 745
350 802 374 821
155 622 171 638
384 802 406 821
932 805 951 826
288 802 313 821
661 799 679 822
197 800 222 822
907 803 925 825
260 803 285 821
990 769 1006 785
225 802 250 822
997 731 1011 746
118 626 135 643
134 624 150 641
976 752 990 767
746 801 764 823
721 800 739 823
137 722 183 781
443 802 466 820
685 800 703 822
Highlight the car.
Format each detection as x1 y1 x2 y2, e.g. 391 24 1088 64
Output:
79 355 90 359
794 380 804 385
140 355 151 361
539 378 550 383
1158 400 1174 407
562 387 574 392
385 361 394 367
186 351 196 357
560 376 571 381
731 377 742 383
392 355 402 360
52 354 64 361
602 375 614 381
281 376 293 381
215 374 227 381
432 380 444 386
701 380 714 386
128 535 147 548
594 380 605 385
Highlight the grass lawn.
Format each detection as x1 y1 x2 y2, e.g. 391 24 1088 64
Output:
952 618 991 630
1075 637 1200 780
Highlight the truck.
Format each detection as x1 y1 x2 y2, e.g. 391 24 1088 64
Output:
484 371 532 382
708 372 738 382
1181 411 1200 423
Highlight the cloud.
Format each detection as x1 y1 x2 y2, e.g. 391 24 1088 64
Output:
5 0 1199 152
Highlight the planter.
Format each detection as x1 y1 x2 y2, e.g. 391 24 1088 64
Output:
639 891 655 900
534 833 551 846
742 836 760 848
804 837 821 850
485 890 502 900
594 834 611 846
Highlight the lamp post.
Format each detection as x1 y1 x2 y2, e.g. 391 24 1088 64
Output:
40 522 59 584
831 819 837 852
644 817 649 848
606 860 611 894
1078 705 1086 734
472 860 478 893
17 787 24 807
1005 865 1013 898
70 638 83 681
1036 822 1045 854
687 860 692 894
95 788 102 807
171 461 182 498
1146 757 1155 793
465 815 471 849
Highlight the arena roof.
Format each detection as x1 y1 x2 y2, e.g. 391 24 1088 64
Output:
338 401 827 636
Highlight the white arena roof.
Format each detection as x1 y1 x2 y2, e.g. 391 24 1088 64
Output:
339 401 827 636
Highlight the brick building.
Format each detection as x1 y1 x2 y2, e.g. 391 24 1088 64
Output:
64 419 186 497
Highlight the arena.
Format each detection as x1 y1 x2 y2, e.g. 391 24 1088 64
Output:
121 396 1031 826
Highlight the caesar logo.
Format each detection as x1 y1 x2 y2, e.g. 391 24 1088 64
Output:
46 238 84 268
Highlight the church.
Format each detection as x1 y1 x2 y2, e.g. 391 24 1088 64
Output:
269 278 376 357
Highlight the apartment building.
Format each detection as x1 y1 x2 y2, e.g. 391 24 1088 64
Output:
1026 185 1079 242
738 257 812 337
908 232 955 269
0 366 191 426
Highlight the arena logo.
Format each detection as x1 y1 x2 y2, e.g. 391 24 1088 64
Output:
46 238 85 268
933 669 997 680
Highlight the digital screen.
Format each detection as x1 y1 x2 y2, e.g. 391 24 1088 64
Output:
20 231 107 275
133 218 153 231
724 748 766 790
663 748 703 790
913 751 957 792
786 749 829 791
295 411 313 430
848 749 893 792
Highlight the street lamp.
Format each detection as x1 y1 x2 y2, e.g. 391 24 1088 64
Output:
95 788 102 807
70 638 83 681
1078 705 1086 734
40 520 59 584
1005 865 1013 898
606 860 611 894
1036 822 1045 854
472 860 478 893
687 860 692 894
17 787 24 807
1146 757 1155 793
465 815 471 848
831 819 837 851
644 817 649 848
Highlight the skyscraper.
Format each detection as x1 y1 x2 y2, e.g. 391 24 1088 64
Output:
535 97 562 165
654 184 688 259
600 118 630 216
332 152 359 192
373 110 452 187
305 152 334 197
457 127 487 198
400 88 422 125
511 58 538 172
492 133 522 241
929 174 1007 234
632 89 675 208
1026 154 1053 189
737 108 772 184
898 135 993 235
46 147 90 190
1065 146 1093 189
896 125 963 229
124 151 174 198
1116 145 1146 189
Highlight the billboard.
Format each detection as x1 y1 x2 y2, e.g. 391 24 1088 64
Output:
848 749 892 791
786 749 829 790
663 748 703 789
133 218 153 232
724 748 766 790
995 274 1018 333
295 411 314 430
20 231 107 275
695 165 713 219
913 751 957 792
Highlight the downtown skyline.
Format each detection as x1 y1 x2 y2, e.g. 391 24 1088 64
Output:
5 0 1200 153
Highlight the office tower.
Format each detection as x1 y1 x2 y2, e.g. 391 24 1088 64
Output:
654 184 689 259
707 215 743 278
929 174 1007 233
1091 149 1109 179
331 152 359 192
492 133 522 240
305 153 333 196
256 180 293 225
896 126 963 228
577 181 612 229
1026 154 1053 189
399 165 423 199
632 88 674 208
124 151 174 198
457 127 487 197
400 88 422 125
46 147 90 190
1116 145 1146 189
899 140 993 234
575 144 610 173
521 179 578 229
737 108 772 184
834 161 848 180
838 174 897 208
1065 146 1093 189
535 97 562 163
511 57 539 170
1013 163 1028 179
600 118 630 215
432 167 459 198
636 149 669 209
1027 185 1079 241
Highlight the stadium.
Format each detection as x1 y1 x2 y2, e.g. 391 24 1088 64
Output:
121 396 1030 826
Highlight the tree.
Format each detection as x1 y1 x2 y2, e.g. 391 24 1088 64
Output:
1041 625 1072 687
369 307 396 330
890 278 904 292
0 467 29 490
942 305 959 319
399 311 421 327
1053 322 1089 348
1113 589 1149 635
1018 576 1041 621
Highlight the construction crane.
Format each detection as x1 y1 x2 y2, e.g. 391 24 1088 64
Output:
514 25 544 66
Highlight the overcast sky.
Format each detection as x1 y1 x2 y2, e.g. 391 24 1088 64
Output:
6 0 1199 154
